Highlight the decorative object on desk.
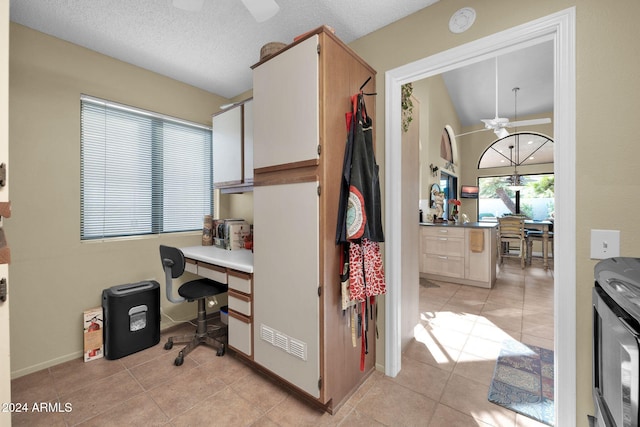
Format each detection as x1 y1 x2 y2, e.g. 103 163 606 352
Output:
202 215 213 246
488 339 554 426
461 213 470 224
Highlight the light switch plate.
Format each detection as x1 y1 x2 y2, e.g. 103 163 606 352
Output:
590 229 620 259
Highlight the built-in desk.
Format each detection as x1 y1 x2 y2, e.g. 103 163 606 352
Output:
181 245 254 358
181 245 253 273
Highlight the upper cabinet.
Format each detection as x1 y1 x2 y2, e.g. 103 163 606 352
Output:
212 98 253 192
253 36 319 171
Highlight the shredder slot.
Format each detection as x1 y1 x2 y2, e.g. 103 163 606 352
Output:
128 305 148 331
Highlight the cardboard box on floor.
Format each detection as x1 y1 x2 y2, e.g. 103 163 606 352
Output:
83 306 104 362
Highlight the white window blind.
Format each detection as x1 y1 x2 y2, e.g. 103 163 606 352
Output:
81 95 213 240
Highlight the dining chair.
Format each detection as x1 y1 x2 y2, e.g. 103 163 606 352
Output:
497 216 528 268
526 224 554 269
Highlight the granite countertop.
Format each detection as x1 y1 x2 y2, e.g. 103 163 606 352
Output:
419 221 497 229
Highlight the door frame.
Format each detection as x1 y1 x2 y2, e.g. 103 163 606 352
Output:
384 8 576 426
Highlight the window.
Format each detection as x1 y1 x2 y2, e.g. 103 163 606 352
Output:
440 171 457 220
81 95 213 240
478 174 554 221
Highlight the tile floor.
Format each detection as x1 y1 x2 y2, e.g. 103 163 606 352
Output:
11 258 554 426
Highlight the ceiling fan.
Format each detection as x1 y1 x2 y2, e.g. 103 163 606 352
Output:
457 57 551 138
172 0 280 22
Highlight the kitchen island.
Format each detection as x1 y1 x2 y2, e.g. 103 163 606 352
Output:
420 221 497 288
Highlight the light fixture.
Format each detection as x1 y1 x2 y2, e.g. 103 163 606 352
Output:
495 128 509 139
506 88 525 191
506 143 525 191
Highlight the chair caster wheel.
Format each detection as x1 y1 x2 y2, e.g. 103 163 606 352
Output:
164 341 173 350
216 344 225 357
174 355 184 366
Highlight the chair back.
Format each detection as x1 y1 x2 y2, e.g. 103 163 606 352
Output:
159 245 186 303
160 245 186 278
498 216 526 239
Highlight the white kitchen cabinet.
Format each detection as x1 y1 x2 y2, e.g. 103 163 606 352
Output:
421 224 497 288
212 98 253 190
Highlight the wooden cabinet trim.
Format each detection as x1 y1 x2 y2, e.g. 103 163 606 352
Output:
229 289 251 302
227 269 252 281
228 309 251 324
197 262 226 274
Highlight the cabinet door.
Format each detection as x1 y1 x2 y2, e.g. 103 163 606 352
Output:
253 36 319 169
212 106 242 185
466 228 490 282
253 181 320 398
243 100 254 182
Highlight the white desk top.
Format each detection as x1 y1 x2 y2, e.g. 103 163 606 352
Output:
181 245 254 273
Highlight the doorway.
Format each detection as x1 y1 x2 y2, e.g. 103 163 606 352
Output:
383 8 576 426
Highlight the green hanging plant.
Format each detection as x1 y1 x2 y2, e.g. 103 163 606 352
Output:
401 83 413 132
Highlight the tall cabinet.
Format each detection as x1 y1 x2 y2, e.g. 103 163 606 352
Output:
251 26 377 413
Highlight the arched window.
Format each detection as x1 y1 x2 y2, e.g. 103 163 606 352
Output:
478 132 553 169
440 125 455 163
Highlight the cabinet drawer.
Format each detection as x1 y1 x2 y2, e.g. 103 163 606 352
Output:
422 226 465 238
228 270 252 294
424 236 465 257
197 263 227 284
185 259 197 274
228 311 252 357
229 289 251 316
423 254 464 278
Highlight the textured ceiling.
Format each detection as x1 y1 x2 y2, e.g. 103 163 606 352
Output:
9 1 553 129
10 0 438 99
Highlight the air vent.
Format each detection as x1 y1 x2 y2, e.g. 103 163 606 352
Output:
289 338 307 361
274 332 289 351
260 324 274 344
260 323 307 361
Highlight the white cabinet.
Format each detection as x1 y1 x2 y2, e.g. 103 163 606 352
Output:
227 270 253 358
212 99 253 190
421 227 465 279
253 36 319 170
253 181 320 398
243 100 254 183
421 225 497 288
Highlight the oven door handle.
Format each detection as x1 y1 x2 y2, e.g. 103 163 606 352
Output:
619 316 640 338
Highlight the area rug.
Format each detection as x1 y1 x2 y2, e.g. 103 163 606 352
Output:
487 339 554 426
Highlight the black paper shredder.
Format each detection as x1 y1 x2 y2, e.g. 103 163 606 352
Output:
102 280 160 360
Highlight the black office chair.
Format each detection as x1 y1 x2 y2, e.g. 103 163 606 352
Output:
159 245 228 366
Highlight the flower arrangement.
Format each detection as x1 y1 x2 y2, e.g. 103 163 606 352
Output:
449 199 461 218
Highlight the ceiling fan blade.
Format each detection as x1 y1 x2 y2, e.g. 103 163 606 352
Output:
504 118 552 128
241 0 280 22
456 128 491 137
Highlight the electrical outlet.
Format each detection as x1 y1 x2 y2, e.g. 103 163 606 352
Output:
590 229 620 259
